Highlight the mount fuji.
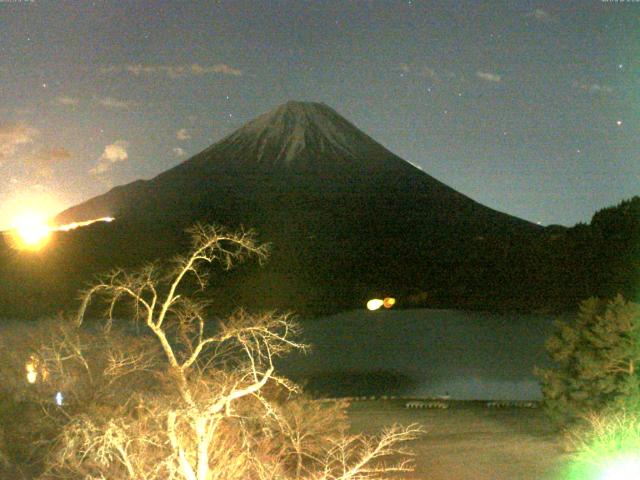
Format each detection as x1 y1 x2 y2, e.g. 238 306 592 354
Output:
5 101 545 316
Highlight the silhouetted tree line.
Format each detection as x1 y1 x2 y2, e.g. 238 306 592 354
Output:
380 196 639 313
535 196 639 311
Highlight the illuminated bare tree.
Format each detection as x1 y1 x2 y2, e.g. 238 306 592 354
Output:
42 224 421 480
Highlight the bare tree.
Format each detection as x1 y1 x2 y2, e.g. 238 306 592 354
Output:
41 224 421 480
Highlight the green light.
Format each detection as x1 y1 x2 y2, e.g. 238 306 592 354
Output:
563 454 640 480
601 456 640 480
561 411 640 480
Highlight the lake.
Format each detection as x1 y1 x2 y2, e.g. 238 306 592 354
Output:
278 308 563 400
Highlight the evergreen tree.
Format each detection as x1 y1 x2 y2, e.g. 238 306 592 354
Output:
536 295 640 426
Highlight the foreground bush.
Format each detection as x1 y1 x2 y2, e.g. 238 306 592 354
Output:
4 224 421 479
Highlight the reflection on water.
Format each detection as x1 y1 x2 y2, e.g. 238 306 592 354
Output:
424 377 543 401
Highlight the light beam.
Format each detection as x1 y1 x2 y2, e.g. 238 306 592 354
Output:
3 216 115 251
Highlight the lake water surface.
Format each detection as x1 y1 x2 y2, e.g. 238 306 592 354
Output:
278 308 562 400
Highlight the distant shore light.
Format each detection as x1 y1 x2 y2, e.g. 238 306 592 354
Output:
367 299 384 311
26 370 37 384
383 297 396 309
26 357 38 383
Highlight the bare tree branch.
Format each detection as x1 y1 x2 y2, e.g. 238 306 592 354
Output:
42 224 420 480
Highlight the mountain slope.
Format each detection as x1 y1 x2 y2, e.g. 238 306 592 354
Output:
56 102 531 231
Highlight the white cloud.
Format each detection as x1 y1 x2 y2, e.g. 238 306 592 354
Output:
102 62 242 78
0 122 38 160
176 128 191 140
528 8 551 21
399 64 461 84
172 147 186 157
98 97 135 109
189 63 242 76
589 84 613 94
573 81 614 94
54 96 80 106
91 140 129 175
476 71 502 83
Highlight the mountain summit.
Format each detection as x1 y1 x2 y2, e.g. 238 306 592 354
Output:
203 101 415 175
216 101 366 166
46 101 542 315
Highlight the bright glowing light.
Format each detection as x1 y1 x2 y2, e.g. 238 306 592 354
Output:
383 297 396 309
367 299 384 311
55 391 64 406
26 370 37 384
3 215 115 251
26 357 38 384
11 213 51 250
601 456 640 480
55 216 114 232
25 355 48 384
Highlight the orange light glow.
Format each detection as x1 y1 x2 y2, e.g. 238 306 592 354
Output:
4 215 115 251
383 297 396 309
10 213 52 250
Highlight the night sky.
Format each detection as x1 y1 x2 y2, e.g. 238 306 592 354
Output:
0 0 637 229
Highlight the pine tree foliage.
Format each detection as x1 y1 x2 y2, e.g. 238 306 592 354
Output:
536 295 640 426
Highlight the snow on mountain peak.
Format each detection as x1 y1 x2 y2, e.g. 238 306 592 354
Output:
219 101 371 165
